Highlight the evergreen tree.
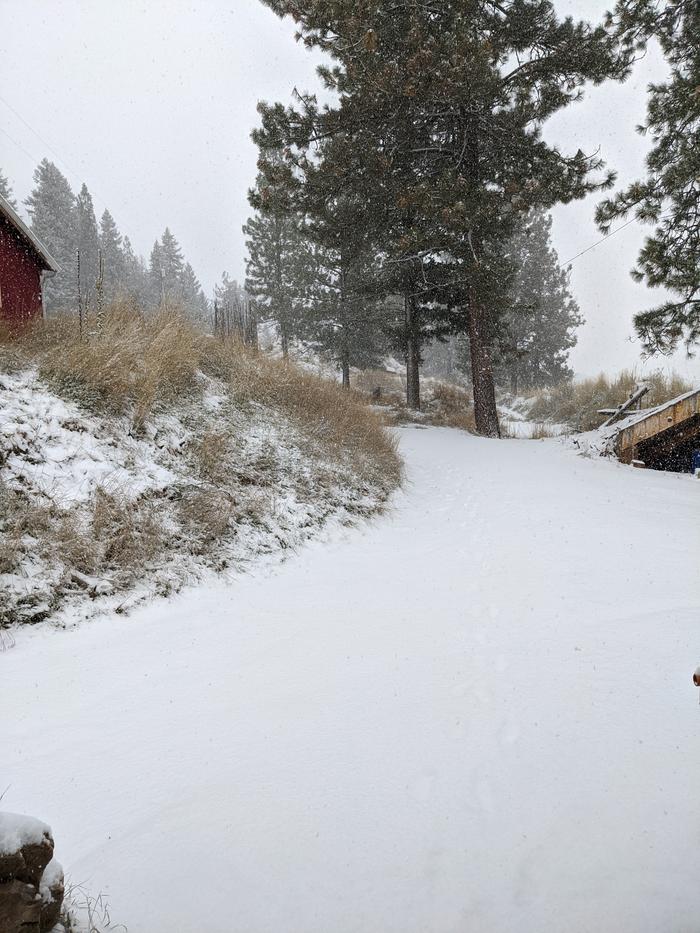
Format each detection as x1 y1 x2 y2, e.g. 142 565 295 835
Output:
597 0 700 352
495 210 583 393
244 163 310 357
214 274 258 344
258 0 626 435
149 239 165 307
160 227 185 302
290 137 391 385
99 208 125 303
180 262 209 321
76 183 99 313
25 159 78 312
123 235 150 306
0 168 18 210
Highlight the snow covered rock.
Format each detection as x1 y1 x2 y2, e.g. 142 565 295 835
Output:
39 858 64 932
0 813 63 932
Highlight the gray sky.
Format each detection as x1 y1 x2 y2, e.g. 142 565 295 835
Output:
1 0 697 380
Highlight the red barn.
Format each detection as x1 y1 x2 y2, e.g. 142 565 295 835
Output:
0 194 58 325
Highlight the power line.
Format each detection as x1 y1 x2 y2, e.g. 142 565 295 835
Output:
0 93 87 186
0 93 114 211
0 125 40 167
562 215 639 265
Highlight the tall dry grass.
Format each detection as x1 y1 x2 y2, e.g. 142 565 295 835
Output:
1 304 402 625
3 301 401 485
527 370 693 432
213 344 402 486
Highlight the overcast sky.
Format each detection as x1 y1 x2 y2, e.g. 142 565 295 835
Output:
1 0 697 380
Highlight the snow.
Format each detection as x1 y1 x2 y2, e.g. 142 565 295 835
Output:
0 811 51 855
0 371 175 504
1 427 699 932
1 369 389 624
40 857 63 902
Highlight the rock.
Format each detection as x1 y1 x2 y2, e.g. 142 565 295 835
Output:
0 851 25 882
15 836 54 886
0 814 62 932
0 878 42 932
39 858 64 932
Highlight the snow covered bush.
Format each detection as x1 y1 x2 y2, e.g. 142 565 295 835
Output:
0 306 401 627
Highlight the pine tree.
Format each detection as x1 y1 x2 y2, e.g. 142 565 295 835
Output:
25 159 78 311
99 209 125 303
0 168 18 210
123 236 150 306
259 0 626 435
214 274 258 344
244 162 310 357
180 262 209 321
290 137 390 385
149 240 165 307
159 228 185 303
76 183 99 314
495 210 583 393
597 0 700 352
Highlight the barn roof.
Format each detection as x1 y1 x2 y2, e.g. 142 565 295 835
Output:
0 193 60 273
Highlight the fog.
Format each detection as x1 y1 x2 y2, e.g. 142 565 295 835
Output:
1 0 697 380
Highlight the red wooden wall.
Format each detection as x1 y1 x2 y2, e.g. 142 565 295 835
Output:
0 213 45 324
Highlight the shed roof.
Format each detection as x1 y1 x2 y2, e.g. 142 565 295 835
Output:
0 193 60 272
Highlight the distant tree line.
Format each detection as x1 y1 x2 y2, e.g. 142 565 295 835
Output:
243 0 697 435
1 160 209 322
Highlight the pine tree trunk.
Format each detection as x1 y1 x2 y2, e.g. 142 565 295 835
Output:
510 372 519 396
468 297 500 437
341 356 351 389
405 291 421 411
280 328 289 360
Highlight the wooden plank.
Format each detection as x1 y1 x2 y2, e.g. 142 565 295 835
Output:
600 384 650 429
617 389 700 461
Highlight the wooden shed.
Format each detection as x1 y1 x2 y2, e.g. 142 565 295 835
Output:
0 194 58 325
615 388 700 472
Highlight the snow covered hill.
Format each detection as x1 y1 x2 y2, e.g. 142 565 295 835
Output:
0 313 400 627
2 427 698 932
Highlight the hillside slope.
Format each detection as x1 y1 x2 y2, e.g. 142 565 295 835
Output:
0 309 400 626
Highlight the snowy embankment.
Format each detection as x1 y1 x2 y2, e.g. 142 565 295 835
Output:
0 359 397 627
2 427 698 932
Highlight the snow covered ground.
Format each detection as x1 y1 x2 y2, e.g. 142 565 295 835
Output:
2 427 699 933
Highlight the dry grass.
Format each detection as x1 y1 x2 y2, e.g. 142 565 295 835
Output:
34 302 202 427
527 370 693 432
191 431 232 485
424 382 476 432
1 305 402 625
4 304 401 486
91 488 167 570
205 342 402 487
500 421 558 439
352 367 405 403
177 487 238 553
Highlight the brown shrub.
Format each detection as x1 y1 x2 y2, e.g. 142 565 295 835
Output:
177 487 237 551
92 488 167 571
424 382 476 432
192 431 231 484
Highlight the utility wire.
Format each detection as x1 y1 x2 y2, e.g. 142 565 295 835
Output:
562 215 640 265
0 93 114 211
0 125 40 168
0 93 87 186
